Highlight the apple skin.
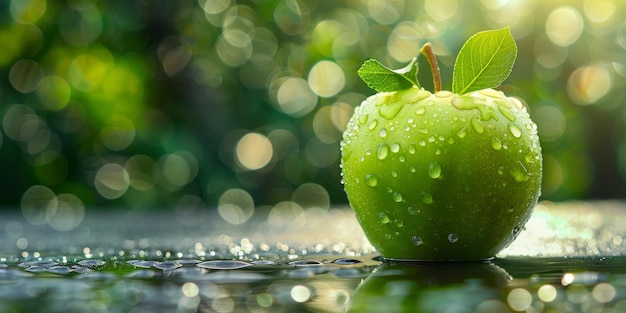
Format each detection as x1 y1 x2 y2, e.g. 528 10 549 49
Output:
340 87 542 260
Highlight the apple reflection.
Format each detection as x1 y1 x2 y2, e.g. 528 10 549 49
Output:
347 261 512 313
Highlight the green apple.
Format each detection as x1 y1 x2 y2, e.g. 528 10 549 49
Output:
340 27 542 260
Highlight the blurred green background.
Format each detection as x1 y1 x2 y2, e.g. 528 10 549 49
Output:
1 0 625 228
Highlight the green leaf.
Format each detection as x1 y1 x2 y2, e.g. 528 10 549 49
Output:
358 57 419 92
452 27 517 95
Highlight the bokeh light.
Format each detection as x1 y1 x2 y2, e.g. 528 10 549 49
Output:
0 0 625 218
218 188 254 225
546 6 584 47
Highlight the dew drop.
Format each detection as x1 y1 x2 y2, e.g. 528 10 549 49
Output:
378 212 391 224
377 143 389 160
418 128 429 134
510 161 531 182
380 103 404 120
448 138 455 144
434 90 453 98
332 258 362 265
154 261 183 271
420 191 433 204
365 173 378 187
358 113 369 125
365 149 372 156
410 166 416 173
428 162 441 179
419 140 426 147
435 149 441 155
471 116 485 134
457 127 467 138
448 233 459 243
428 136 436 143
497 104 516 122
412 236 423 246
407 117 414 124
385 233 392 239
438 135 445 141
392 191 403 202
399 156 405 162
368 119 378 130
407 207 416 215
391 171 398 177
197 260 253 270
416 107 426 115
509 124 522 138
497 166 504 175
491 137 502 150
390 142 400 153
408 144 416 154
394 219 403 227
379 128 388 138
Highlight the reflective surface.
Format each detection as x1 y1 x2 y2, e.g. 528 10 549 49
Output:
1 201 626 312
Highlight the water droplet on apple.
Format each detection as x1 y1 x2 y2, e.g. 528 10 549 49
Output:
377 143 389 160
390 143 400 153
408 144 416 154
418 128 429 134
358 113 369 125
379 103 404 120
491 137 502 150
471 116 485 134
394 219 403 227
435 149 441 155
410 166 416 173
399 156 405 162
438 135 445 141
378 212 391 224
365 149 372 156
428 162 441 179
365 173 378 187
434 90 453 98
379 128 387 138
420 191 433 204
509 123 522 138
497 104 516 122
391 171 398 177
457 127 467 138
419 140 426 147
497 166 504 175
416 107 426 115
392 191 403 202
448 233 459 243
407 207 416 215
384 233 392 239
412 236 423 246
510 161 531 182
368 119 378 130
428 136 436 143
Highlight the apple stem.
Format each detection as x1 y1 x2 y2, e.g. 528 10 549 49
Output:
420 43 442 93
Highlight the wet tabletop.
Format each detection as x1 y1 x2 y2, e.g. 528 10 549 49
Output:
1 201 626 312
